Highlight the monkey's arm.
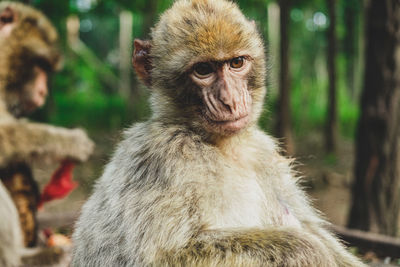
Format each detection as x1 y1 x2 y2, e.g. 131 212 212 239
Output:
255 135 366 267
273 186 366 266
274 176 366 266
275 182 366 266
153 228 338 267
304 223 366 267
0 181 23 267
0 120 94 167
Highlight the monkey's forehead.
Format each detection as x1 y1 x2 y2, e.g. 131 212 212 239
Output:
0 1 58 43
151 0 264 70
0 2 61 71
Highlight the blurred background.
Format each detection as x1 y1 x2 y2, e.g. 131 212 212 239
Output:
8 0 400 264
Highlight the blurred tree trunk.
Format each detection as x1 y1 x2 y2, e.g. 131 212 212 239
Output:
142 0 158 38
119 10 133 99
277 0 294 155
347 0 400 236
343 0 360 99
326 0 338 154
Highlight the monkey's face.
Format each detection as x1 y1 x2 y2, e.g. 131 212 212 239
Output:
134 0 267 137
189 56 253 135
5 66 49 117
21 66 48 113
0 3 60 117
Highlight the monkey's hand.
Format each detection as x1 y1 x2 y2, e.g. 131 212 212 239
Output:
0 120 95 167
154 228 339 267
61 128 95 162
306 224 367 267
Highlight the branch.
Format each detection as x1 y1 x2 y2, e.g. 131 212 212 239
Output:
332 225 400 258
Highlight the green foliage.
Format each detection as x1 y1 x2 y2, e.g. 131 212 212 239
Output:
45 51 127 130
283 1 360 140
289 4 329 135
25 0 361 144
337 54 359 138
50 89 128 130
324 153 337 166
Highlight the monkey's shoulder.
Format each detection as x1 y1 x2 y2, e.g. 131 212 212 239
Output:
103 123 294 190
103 122 209 181
119 121 211 156
115 123 290 172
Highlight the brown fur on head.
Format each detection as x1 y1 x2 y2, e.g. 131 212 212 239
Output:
0 2 61 117
133 0 266 139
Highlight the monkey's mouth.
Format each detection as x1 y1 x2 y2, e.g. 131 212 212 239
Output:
203 114 250 133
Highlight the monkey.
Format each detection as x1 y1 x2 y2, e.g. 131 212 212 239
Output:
0 181 23 267
1 178 68 267
72 0 365 266
0 1 94 249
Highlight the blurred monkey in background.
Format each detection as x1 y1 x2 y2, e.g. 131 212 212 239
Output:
0 180 23 267
72 0 365 266
0 1 94 253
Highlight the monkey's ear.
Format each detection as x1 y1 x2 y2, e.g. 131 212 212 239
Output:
0 7 17 36
133 39 152 87
0 7 15 28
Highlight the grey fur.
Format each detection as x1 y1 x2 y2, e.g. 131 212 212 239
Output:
72 0 365 266
0 181 22 267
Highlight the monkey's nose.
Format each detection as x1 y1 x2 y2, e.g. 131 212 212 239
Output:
219 86 234 108
38 88 48 100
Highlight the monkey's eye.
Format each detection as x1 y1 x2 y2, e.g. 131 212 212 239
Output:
193 62 214 77
230 57 245 68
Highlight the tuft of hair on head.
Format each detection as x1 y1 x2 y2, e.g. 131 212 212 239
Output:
0 1 61 71
150 0 265 85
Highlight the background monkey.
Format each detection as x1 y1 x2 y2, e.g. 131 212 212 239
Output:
72 0 365 266
0 1 94 249
0 180 23 267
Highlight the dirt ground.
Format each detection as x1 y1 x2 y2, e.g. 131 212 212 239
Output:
32 130 400 266
295 132 355 227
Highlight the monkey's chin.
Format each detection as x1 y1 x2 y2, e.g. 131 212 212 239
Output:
205 115 250 136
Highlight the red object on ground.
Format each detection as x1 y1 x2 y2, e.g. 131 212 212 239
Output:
38 161 77 209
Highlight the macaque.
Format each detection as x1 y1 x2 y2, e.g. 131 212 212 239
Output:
72 0 365 266
0 181 23 267
0 0 94 254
